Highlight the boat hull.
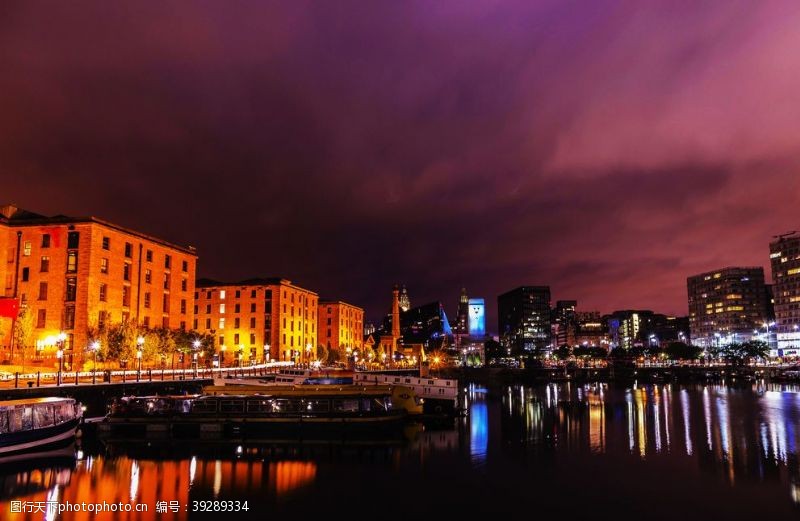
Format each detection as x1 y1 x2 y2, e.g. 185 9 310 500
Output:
99 413 407 439
0 417 81 457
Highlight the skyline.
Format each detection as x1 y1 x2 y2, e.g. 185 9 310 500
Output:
3 2 800 327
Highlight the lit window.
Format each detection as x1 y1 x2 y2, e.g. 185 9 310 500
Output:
220 290 226 299
219 318 225 329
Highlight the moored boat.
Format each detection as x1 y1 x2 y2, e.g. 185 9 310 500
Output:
0 397 83 457
99 385 420 438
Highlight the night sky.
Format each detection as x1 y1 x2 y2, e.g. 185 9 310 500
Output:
2 1 800 331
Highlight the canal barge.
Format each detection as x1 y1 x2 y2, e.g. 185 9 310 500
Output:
98 385 418 438
0 397 83 457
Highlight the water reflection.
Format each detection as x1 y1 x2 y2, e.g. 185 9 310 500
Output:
497 381 800 507
1 383 799 518
468 385 488 464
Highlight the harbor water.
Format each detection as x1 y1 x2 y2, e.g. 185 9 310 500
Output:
2 382 799 520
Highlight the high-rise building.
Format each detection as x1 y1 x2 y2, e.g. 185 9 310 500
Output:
553 300 577 347
770 232 800 353
318 300 364 353
194 278 317 364
497 286 551 355
0 204 196 368
687 267 770 348
454 287 469 335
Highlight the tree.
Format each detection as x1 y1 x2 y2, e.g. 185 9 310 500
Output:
554 345 571 361
13 306 33 366
738 340 769 362
104 322 138 366
316 343 328 364
664 342 702 360
326 348 342 365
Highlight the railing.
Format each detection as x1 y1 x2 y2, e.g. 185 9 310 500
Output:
0 362 295 388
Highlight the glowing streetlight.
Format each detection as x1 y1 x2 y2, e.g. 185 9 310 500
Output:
91 340 101 384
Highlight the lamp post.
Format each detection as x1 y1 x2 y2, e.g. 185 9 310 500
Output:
264 343 270 364
238 344 244 367
192 339 201 376
220 345 226 367
137 336 145 379
91 340 100 385
305 343 312 367
55 332 66 386
56 348 63 386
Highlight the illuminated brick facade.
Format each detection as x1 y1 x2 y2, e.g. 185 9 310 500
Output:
318 300 364 353
0 205 197 367
194 278 318 364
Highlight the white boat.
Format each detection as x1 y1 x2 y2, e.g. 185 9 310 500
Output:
214 367 350 387
353 372 459 413
0 397 83 456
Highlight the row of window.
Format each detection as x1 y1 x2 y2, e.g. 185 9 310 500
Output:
17 232 189 271
196 289 274 300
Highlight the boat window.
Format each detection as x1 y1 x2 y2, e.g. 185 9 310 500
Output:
428 380 434 385
371 398 388 411
0 411 7 433
305 400 329 413
21 406 33 431
405 378 411 383
270 399 301 412
191 400 218 413
394 378 400 383
361 399 372 412
219 400 244 413
246 400 273 413
33 404 54 428
55 402 71 423
332 399 359 412
8 409 22 432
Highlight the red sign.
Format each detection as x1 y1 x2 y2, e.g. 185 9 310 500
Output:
0 298 20 319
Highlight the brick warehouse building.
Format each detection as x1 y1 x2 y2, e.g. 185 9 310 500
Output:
318 300 364 353
0 204 197 368
194 278 318 364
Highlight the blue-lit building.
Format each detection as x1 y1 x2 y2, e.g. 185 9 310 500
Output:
381 301 454 351
468 298 485 336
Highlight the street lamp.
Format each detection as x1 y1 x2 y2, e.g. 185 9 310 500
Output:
305 343 312 367
238 343 244 367
264 343 270 363
137 336 145 376
220 345 226 367
56 347 63 386
56 332 67 385
91 340 100 384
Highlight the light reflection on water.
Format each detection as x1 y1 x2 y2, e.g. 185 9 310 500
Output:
1 382 800 519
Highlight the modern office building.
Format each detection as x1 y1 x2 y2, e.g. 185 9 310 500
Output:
497 286 551 355
574 311 610 348
0 204 197 368
194 278 318 364
687 267 770 348
553 300 577 347
453 287 469 336
770 232 800 354
318 300 364 353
